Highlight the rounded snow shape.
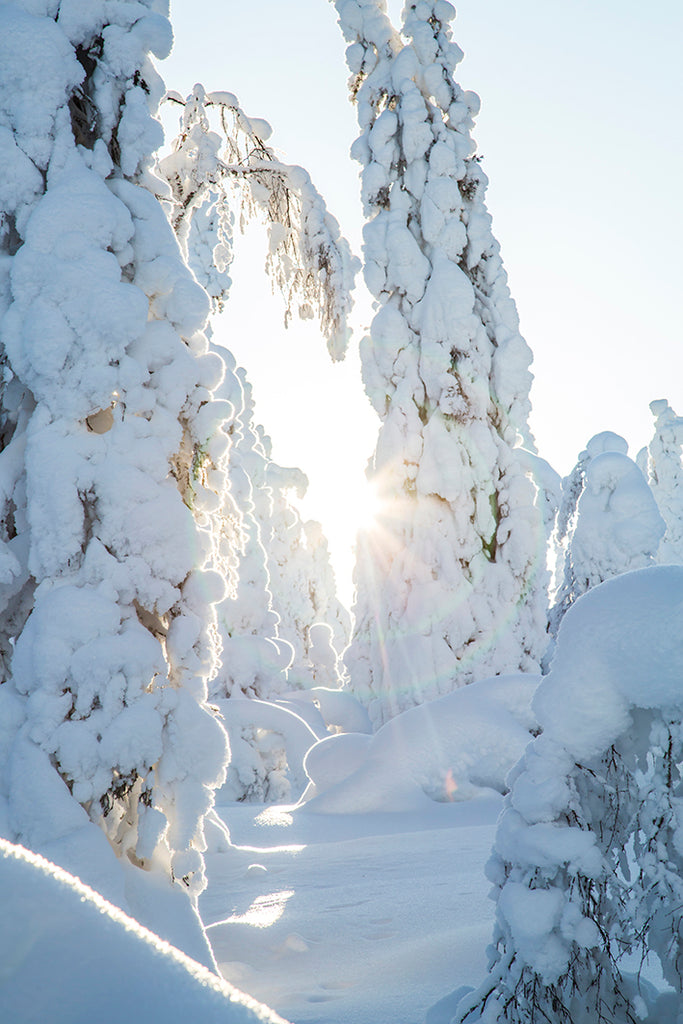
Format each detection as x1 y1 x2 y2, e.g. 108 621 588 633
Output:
584 431 628 458
649 398 669 418
535 566 683 761
303 732 373 791
245 117 273 142
303 675 539 814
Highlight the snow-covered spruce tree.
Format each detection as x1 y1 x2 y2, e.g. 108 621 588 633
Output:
207 382 350 803
548 431 664 642
0 1 235 915
332 0 548 725
263 445 351 689
213 367 287 702
455 566 683 1024
209 368 300 805
638 400 683 564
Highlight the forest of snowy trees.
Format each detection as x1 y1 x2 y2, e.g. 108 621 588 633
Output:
1 1 683 1022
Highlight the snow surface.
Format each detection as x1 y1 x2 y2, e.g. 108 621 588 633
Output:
202 797 500 1024
0 838 289 1024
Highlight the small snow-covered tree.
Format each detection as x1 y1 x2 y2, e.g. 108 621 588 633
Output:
208 366 286 704
456 567 683 1024
332 0 548 725
638 399 683 564
548 431 664 641
209 384 350 803
264 453 350 689
0 0 236 914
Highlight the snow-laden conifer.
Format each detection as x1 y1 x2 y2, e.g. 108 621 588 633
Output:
332 0 548 724
210 403 351 802
257 427 350 690
456 567 683 1024
548 432 664 641
638 400 683 565
0 0 236 913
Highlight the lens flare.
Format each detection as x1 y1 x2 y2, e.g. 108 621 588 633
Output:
355 479 385 531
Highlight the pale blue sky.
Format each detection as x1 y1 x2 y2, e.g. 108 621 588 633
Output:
162 0 683 599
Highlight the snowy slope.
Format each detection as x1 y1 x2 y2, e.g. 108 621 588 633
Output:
0 838 289 1024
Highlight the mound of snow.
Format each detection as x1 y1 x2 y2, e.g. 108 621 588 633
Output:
301 675 540 814
283 686 372 734
0 839 289 1023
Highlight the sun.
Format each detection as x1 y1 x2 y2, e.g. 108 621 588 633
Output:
355 478 385 532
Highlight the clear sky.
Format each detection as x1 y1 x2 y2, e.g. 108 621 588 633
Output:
161 0 683 603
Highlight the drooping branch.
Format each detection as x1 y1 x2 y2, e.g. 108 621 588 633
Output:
158 85 359 360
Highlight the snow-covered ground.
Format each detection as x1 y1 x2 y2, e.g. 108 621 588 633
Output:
201 797 501 1024
0 839 288 1024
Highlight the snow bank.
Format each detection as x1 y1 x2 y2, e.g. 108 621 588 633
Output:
0 838 290 1023
301 674 540 813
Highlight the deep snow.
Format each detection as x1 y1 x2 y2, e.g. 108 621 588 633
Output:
202 797 500 1024
0 838 288 1024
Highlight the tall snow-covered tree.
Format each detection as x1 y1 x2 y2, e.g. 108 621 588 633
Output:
456 567 683 1024
332 0 548 725
548 431 664 642
0 0 236 927
638 399 683 565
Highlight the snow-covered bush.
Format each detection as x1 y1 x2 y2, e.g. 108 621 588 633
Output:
638 399 683 564
549 432 664 640
332 0 548 725
0 0 236 907
457 566 683 1024
213 697 323 805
